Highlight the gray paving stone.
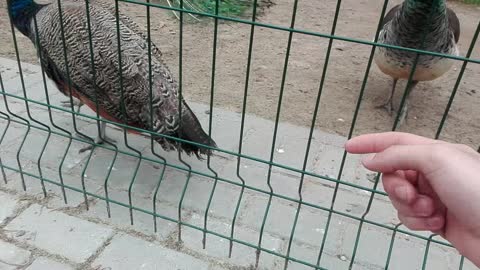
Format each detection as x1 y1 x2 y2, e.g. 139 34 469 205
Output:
93 233 210 270
0 240 32 270
239 193 342 248
68 147 163 195
26 257 74 270
1 72 44 98
240 118 319 170
83 188 178 240
300 177 397 226
0 191 21 224
208 265 233 270
14 130 90 172
153 169 245 220
3 165 101 210
4 204 113 263
337 222 458 270
218 159 307 201
284 242 351 270
183 213 283 270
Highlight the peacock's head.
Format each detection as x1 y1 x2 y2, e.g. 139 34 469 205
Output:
7 0 36 18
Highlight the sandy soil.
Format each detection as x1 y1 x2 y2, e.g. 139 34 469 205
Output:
1 0 479 148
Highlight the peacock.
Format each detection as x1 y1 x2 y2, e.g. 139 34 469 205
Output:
7 0 217 158
374 0 460 125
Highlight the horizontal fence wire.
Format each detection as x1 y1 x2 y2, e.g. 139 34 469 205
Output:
1 0 479 269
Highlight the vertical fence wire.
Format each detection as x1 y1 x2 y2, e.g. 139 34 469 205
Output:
316 0 391 265
202 0 221 250
283 0 343 269
230 0 259 258
113 0 144 225
435 21 480 139
83 0 119 217
255 0 300 267
176 0 194 242
146 0 170 234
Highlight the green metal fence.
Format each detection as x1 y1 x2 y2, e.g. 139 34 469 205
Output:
1 0 480 269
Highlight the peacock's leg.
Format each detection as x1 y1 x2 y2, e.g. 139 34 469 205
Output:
78 121 117 153
375 78 398 115
61 97 84 114
397 80 418 127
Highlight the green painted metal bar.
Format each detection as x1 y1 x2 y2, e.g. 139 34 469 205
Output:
176 0 194 242
384 223 402 270
255 0 299 267
0 159 455 249
317 0 391 265
284 0 344 269
0 161 332 269
8 20 52 197
421 234 437 270
144 0 169 233
202 0 221 250
113 0 143 225
435 21 480 139
119 0 480 64
82 0 119 217
54 0 98 210
2 88 397 197
30 14 76 204
230 0 259 258
0 107 11 184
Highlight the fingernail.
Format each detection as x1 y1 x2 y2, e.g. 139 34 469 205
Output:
361 153 376 164
394 186 409 202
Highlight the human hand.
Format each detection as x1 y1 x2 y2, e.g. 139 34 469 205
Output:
345 132 480 267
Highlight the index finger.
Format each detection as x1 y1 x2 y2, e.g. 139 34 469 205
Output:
345 132 444 154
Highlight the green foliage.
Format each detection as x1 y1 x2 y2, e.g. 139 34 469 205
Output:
164 0 255 20
461 0 480 4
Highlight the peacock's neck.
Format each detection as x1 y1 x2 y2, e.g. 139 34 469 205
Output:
7 0 43 36
393 0 449 45
401 0 447 22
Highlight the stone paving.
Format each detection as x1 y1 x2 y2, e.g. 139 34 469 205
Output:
0 57 476 270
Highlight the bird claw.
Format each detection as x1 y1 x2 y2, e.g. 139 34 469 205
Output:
77 134 117 153
375 101 395 116
61 99 83 107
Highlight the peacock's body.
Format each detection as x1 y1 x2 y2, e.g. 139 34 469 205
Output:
7 0 216 157
374 0 460 125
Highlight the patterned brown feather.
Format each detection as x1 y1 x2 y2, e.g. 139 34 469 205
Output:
29 1 216 157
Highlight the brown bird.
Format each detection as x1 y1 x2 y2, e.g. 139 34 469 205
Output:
7 0 217 158
374 0 460 126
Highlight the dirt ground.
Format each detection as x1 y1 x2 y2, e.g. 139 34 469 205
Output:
1 0 479 148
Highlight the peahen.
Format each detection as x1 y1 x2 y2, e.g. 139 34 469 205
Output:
7 0 217 158
374 0 460 125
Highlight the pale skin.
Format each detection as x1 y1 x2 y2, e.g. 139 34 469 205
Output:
344 132 480 267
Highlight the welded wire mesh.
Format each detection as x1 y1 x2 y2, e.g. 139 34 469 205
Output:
1 0 480 269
